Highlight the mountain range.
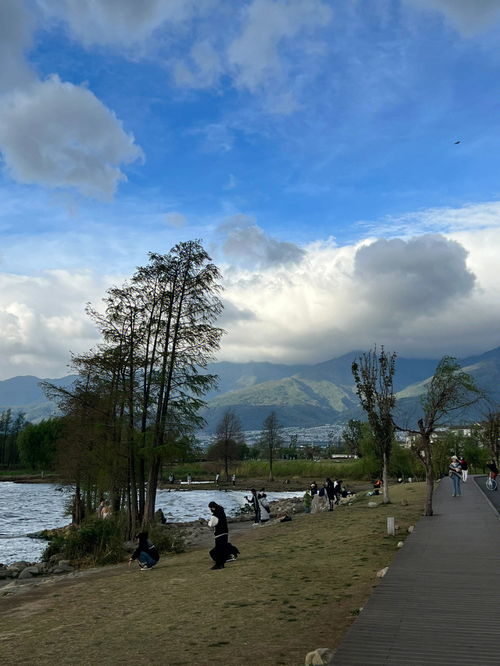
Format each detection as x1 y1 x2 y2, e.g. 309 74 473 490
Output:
1 347 499 431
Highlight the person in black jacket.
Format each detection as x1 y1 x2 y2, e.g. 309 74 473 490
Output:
208 501 229 570
128 531 160 570
325 478 335 511
245 488 261 524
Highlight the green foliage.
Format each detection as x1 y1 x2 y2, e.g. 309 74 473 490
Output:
420 356 480 427
462 441 490 472
147 523 185 554
17 417 64 470
234 457 379 481
388 443 422 479
43 515 126 566
342 420 365 458
0 409 25 468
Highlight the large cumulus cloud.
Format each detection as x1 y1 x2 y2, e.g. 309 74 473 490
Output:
219 230 495 364
353 235 476 315
0 216 498 378
0 270 103 379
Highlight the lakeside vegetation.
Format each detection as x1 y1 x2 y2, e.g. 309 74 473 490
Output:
0 482 426 666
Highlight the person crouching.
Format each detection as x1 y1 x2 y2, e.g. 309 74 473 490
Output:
128 531 160 570
208 501 228 570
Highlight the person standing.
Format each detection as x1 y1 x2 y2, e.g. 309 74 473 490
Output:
459 457 468 482
325 478 335 511
208 501 228 570
246 488 261 524
449 456 462 497
310 482 321 514
486 460 498 490
303 489 312 513
258 492 271 522
231 474 236 486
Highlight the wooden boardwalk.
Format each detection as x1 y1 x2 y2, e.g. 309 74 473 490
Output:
332 476 500 665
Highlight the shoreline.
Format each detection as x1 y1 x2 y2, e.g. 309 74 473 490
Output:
0 495 305 597
0 474 361 494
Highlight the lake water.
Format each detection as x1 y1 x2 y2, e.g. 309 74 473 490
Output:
0 482 301 565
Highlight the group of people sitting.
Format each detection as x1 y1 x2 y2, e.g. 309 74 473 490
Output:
303 478 352 513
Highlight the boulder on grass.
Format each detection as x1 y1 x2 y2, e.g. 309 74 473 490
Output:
305 647 335 665
18 566 41 579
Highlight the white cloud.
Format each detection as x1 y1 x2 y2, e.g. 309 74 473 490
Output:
189 123 235 153
359 200 500 238
217 215 305 268
219 225 500 364
227 0 332 93
405 0 500 35
164 212 187 228
1 202 499 379
0 0 36 94
173 39 224 89
0 270 104 379
40 0 333 112
36 0 200 47
353 235 476 315
0 76 144 198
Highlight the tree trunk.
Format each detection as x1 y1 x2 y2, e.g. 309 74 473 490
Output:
424 465 435 516
382 452 390 504
145 455 161 524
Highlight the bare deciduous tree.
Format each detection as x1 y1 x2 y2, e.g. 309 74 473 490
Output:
352 347 396 504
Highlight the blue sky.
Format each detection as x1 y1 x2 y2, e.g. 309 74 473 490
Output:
1 0 500 379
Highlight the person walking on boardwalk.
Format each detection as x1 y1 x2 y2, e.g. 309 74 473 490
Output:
208 501 229 569
459 457 468 482
449 456 462 497
486 460 498 489
246 488 261 524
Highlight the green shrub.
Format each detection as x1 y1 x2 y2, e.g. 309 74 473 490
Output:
43 515 187 566
43 515 126 566
147 523 185 554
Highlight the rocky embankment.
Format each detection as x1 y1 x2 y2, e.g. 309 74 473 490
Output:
0 558 74 581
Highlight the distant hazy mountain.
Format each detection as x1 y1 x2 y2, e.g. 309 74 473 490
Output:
0 375 76 423
203 347 500 431
1 347 499 430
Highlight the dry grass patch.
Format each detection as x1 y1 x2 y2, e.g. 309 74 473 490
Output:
0 483 425 665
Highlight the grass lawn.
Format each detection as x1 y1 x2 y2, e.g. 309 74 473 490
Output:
0 482 426 666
